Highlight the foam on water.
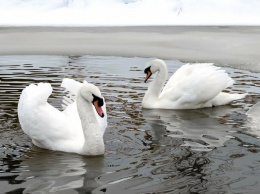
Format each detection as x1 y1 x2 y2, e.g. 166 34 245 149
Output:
0 0 260 26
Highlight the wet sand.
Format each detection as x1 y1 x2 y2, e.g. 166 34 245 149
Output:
0 26 260 72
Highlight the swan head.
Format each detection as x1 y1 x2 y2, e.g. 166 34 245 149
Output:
144 59 166 83
80 84 105 118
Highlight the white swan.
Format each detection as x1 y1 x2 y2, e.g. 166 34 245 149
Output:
18 78 107 156
142 59 247 109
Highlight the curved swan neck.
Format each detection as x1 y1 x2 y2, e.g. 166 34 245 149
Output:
76 92 104 155
145 63 168 99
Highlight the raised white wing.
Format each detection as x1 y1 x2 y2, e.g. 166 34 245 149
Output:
18 83 83 148
61 78 86 110
159 63 234 106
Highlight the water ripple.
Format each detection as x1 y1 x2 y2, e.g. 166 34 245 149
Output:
0 55 259 193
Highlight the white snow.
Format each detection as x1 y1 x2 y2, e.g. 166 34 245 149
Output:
0 0 259 26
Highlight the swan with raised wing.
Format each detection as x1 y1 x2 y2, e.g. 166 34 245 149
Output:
18 78 107 156
142 59 247 109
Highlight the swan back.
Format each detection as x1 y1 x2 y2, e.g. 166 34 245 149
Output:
160 63 234 104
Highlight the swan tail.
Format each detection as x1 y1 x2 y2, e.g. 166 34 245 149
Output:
209 92 247 107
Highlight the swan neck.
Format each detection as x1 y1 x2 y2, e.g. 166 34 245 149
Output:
76 92 104 155
146 64 168 99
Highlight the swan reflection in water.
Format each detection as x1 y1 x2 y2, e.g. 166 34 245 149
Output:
142 106 242 151
19 149 105 193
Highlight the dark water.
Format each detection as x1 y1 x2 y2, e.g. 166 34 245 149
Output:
0 55 259 194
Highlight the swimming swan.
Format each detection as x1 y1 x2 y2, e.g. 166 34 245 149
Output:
142 59 247 109
18 78 107 156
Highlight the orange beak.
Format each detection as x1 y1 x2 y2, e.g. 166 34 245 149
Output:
93 100 104 118
144 71 152 83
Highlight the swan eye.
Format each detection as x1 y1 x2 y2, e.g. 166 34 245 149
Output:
92 94 104 107
144 66 151 74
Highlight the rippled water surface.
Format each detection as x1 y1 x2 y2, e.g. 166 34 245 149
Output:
0 55 259 193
